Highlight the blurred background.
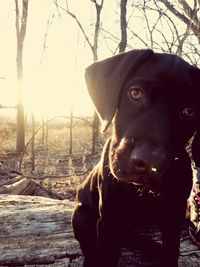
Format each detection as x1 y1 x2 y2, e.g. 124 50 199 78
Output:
0 0 199 198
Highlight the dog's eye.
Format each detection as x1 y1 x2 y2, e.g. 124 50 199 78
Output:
129 86 144 101
181 107 196 118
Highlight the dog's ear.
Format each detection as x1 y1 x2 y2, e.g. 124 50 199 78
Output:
85 49 154 132
191 68 200 167
192 129 200 167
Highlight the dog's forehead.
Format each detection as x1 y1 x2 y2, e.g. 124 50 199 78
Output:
129 53 199 92
123 53 200 109
134 53 191 79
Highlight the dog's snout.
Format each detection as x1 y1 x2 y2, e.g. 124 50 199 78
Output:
132 159 148 173
132 158 159 177
131 146 165 177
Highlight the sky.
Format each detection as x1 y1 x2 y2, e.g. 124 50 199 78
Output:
0 0 98 117
0 0 198 118
0 1 17 106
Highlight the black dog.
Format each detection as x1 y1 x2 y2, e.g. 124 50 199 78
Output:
72 49 200 267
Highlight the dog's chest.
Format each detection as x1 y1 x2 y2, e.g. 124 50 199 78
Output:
103 182 164 227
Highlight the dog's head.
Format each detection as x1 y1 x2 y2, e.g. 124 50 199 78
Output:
85 49 200 191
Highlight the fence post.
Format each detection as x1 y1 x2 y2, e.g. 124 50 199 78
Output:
69 109 73 154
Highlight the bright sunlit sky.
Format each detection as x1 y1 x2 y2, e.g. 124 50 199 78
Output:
0 0 105 117
0 0 196 118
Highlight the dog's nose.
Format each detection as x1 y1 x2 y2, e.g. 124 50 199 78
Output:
132 159 148 173
132 158 158 176
131 147 165 176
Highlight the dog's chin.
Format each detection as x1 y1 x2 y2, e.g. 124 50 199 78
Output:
118 173 144 184
112 170 161 195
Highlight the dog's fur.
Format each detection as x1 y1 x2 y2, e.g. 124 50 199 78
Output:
72 50 200 267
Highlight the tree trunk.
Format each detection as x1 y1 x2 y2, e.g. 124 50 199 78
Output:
119 0 127 53
45 121 49 148
15 0 29 152
91 1 103 154
69 109 73 154
31 112 35 171
64 1 104 154
16 101 25 152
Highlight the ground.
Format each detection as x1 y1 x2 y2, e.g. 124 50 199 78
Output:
0 119 106 200
0 149 100 200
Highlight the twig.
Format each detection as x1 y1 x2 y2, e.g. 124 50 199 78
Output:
52 0 93 51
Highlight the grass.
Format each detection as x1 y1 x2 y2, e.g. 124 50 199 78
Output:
0 118 108 199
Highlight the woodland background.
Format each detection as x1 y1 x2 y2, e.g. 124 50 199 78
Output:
0 0 200 186
0 1 200 266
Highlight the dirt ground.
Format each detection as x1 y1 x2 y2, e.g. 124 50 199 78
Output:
0 145 102 200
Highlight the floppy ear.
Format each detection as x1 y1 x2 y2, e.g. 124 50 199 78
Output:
192 129 200 167
191 68 200 167
85 49 154 132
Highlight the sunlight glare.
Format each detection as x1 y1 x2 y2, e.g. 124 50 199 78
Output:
22 0 94 118
24 64 93 117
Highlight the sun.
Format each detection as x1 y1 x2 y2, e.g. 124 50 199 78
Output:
0 0 96 118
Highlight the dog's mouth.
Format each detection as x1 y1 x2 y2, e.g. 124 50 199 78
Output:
109 140 168 194
118 172 162 196
111 166 163 194
127 172 159 184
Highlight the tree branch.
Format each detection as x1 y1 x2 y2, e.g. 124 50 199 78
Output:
40 13 55 65
20 0 29 40
119 0 127 53
52 0 93 51
15 0 20 38
178 0 199 24
93 0 104 61
127 26 149 47
158 0 200 42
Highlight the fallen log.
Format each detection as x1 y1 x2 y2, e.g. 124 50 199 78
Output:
0 175 64 200
0 194 199 267
0 194 81 266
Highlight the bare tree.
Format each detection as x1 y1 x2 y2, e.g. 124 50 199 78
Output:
54 0 104 153
119 0 128 53
69 109 73 154
31 112 35 171
90 0 104 154
158 0 200 43
124 0 199 66
15 0 29 152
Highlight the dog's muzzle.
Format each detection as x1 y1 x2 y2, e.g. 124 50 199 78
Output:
130 146 166 178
